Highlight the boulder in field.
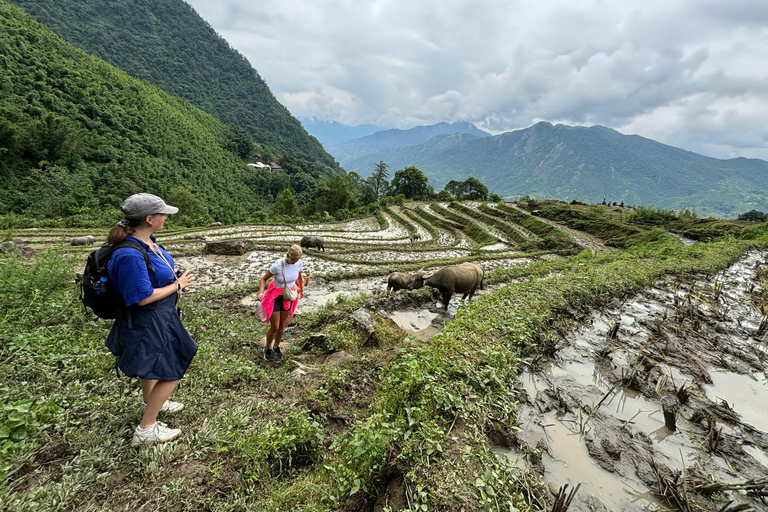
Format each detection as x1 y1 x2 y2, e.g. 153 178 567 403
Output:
204 240 252 255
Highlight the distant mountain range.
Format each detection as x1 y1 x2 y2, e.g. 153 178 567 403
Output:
340 121 768 218
298 118 387 147
328 122 490 166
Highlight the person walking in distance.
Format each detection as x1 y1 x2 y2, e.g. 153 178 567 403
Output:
256 245 310 361
105 193 197 445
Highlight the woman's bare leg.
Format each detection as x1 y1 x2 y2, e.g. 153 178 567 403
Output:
266 311 280 349
273 310 292 348
139 380 178 428
140 379 157 404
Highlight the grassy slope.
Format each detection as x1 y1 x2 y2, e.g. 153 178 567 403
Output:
2 204 767 511
0 1 268 223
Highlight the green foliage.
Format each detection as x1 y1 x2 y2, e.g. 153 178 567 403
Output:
0 399 58 478
443 177 489 201
272 188 299 217
9 0 340 170
305 175 353 217
737 209 767 222
368 161 390 200
0 1 273 223
227 409 325 480
165 186 211 227
390 166 433 200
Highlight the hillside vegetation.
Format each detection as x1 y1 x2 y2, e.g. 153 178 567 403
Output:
0 1 339 226
9 0 338 169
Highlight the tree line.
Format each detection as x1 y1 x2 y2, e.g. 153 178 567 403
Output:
273 160 501 221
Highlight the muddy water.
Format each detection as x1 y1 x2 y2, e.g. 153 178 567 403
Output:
510 251 768 511
704 370 768 432
538 413 660 511
388 309 439 331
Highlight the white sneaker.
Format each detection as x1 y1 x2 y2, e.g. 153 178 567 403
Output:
131 422 181 445
142 400 185 414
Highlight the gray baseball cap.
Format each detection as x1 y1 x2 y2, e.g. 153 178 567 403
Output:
121 193 179 218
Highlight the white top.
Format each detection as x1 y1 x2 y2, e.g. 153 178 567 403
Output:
269 257 303 289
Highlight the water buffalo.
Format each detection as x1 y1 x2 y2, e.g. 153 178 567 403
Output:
68 236 95 246
408 262 484 309
409 233 421 243
300 235 325 252
387 272 414 292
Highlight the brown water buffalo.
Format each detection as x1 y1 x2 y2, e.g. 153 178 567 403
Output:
408 262 484 309
300 235 325 252
409 233 421 243
387 272 414 292
68 236 95 246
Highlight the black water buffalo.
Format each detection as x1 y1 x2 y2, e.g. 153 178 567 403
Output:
409 233 421 243
68 236 95 246
387 272 414 292
300 235 325 252
408 262 484 309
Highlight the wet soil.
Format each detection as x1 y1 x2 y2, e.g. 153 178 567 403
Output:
501 251 768 511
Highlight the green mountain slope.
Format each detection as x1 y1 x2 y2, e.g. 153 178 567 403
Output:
9 0 338 170
0 0 293 224
347 122 768 218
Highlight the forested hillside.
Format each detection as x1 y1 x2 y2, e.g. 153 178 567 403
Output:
9 0 338 170
0 1 315 225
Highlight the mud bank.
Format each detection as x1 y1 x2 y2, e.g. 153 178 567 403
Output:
501 251 768 511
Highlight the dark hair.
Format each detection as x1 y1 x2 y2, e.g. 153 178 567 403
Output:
107 217 144 244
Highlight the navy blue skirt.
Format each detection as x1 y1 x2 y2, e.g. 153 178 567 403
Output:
105 294 197 380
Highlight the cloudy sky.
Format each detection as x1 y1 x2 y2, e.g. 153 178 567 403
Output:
185 0 768 159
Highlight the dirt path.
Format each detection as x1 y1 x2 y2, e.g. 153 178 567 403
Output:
501 251 768 511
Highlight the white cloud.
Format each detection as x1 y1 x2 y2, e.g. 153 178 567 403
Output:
186 0 768 159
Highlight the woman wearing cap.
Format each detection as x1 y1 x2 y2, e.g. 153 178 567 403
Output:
105 193 197 445
256 244 310 361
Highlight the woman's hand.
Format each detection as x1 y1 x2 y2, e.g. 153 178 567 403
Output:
178 270 195 290
256 291 265 300
303 272 311 287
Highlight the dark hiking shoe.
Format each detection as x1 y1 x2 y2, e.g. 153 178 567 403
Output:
263 347 274 361
273 347 283 360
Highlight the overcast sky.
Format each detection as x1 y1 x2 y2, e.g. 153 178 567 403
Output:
185 0 768 160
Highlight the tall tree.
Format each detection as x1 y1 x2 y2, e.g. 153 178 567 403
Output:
462 177 489 200
368 160 390 200
391 166 433 200
444 180 464 199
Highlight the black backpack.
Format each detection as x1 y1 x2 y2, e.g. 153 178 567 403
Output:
80 240 153 319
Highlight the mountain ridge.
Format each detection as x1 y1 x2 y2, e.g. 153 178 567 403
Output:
329 121 490 164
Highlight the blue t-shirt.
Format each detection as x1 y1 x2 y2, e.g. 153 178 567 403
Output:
107 236 177 307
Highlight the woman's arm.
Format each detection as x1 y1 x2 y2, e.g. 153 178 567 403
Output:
256 270 274 300
136 271 195 306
